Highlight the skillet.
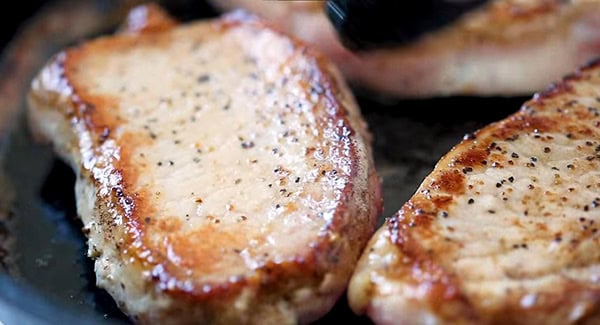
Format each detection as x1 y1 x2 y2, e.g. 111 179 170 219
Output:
0 1 524 323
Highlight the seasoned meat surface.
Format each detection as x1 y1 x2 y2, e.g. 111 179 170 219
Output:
349 60 600 324
28 7 381 324
211 0 600 97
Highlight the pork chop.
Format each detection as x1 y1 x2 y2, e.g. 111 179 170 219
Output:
210 0 600 97
27 7 381 324
348 60 600 324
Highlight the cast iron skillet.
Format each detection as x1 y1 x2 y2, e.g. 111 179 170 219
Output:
0 1 525 323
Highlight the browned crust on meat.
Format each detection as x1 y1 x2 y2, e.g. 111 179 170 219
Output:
29 10 382 323
381 0 598 57
454 0 572 41
351 60 600 324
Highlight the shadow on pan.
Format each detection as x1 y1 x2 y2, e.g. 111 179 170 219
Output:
0 0 527 323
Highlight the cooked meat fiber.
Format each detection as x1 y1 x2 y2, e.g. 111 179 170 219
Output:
348 60 600 324
210 0 600 97
27 7 381 324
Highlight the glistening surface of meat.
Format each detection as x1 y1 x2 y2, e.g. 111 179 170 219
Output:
210 0 600 97
348 60 600 324
27 8 381 324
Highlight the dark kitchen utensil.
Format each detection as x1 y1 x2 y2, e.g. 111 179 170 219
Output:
0 1 524 324
326 0 488 50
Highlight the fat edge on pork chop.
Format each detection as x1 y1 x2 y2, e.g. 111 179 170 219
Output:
27 7 382 324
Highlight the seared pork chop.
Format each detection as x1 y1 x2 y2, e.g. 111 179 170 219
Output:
27 8 381 324
348 59 600 324
210 0 600 97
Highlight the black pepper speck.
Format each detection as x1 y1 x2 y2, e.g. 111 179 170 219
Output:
197 74 210 83
241 141 255 149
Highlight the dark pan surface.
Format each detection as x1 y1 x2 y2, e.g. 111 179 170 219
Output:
0 1 527 323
